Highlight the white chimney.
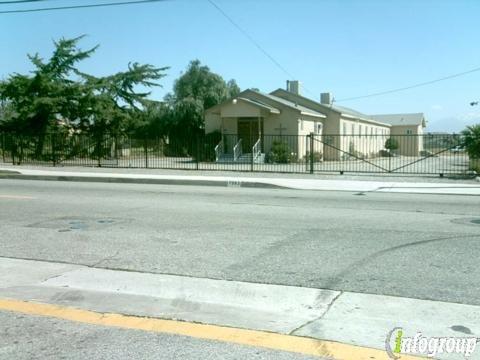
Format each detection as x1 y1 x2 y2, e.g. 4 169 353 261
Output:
286 80 301 95
321 92 332 105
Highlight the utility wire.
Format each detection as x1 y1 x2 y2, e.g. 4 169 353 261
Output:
206 0 315 97
207 0 294 79
0 0 53 4
335 65 480 102
0 0 168 13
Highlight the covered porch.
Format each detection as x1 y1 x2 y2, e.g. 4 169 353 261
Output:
216 117 266 163
214 97 281 163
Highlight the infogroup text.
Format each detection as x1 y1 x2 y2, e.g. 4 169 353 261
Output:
386 327 478 359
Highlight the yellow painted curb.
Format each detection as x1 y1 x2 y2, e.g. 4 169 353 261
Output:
0 298 424 360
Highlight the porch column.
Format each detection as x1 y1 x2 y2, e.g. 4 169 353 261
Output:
258 116 261 139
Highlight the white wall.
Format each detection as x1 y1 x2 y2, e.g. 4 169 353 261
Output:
339 118 391 159
390 125 424 156
296 116 323 160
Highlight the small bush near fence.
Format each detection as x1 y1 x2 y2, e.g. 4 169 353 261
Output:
266 140 295 164
470 159 480 174
303 151 323 163
385 138 399 152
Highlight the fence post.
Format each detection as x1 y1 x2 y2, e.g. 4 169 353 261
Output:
52 133 57 167
1 133 5 163
18 135 23 165
195 135 200 171
309 132 314 174
251 141 254 172
12 135 16 165
144 135 148 168
388 150 391 173
97 136 101 167
114 135 118 164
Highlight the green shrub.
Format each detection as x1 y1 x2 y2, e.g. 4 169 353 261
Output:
303 151 323 163
462 124 480 160
385 137 399 151
267 140 294 164
470 159 480 173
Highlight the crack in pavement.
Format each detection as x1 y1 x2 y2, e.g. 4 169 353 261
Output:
289 291 343 336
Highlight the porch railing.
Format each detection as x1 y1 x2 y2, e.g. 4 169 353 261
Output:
233 138 242 161
252 138 261 163
214 139 224 162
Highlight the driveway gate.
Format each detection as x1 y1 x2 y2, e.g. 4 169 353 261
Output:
310 133 469 175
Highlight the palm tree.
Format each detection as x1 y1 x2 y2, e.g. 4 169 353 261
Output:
461 124 480 159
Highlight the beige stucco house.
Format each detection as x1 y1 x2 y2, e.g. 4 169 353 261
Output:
204 81 426 162
205 88 326 162
370 113 426 156
270 87 393 160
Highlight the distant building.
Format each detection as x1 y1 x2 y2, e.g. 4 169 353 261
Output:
370 113 426 156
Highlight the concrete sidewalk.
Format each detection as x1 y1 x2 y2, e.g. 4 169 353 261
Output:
1 257 478 359
1 165 479 195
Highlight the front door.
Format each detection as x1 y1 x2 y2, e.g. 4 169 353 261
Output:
237 119 259 151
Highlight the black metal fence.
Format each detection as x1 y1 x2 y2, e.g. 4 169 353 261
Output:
0 132 471 175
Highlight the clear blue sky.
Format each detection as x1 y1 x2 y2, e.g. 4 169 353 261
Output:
1 0 479 132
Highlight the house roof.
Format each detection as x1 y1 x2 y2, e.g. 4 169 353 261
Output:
205 89 325 118
236 97 280 114
370 113 426 127
205 95 278 114
243 89 326 118
270 88 383 124
331 104 370 119
206 87 425 128
270 89 429 128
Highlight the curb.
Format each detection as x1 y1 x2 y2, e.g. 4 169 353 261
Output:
0 174 287 189
0 298 418 360
0 257 430 360
2 170 480 195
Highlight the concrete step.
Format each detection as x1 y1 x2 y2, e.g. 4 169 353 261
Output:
217 153 265 164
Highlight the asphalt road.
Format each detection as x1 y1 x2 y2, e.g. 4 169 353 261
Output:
0 311 319 360
0 179 479 306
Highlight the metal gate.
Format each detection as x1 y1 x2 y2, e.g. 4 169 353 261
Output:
310 133 470 175
0 132 472 176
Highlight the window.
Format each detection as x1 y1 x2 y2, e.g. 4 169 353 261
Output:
316 122 323 134
359 125 363 136
406 129 413 135
343 123 347 135
351 124 355 134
